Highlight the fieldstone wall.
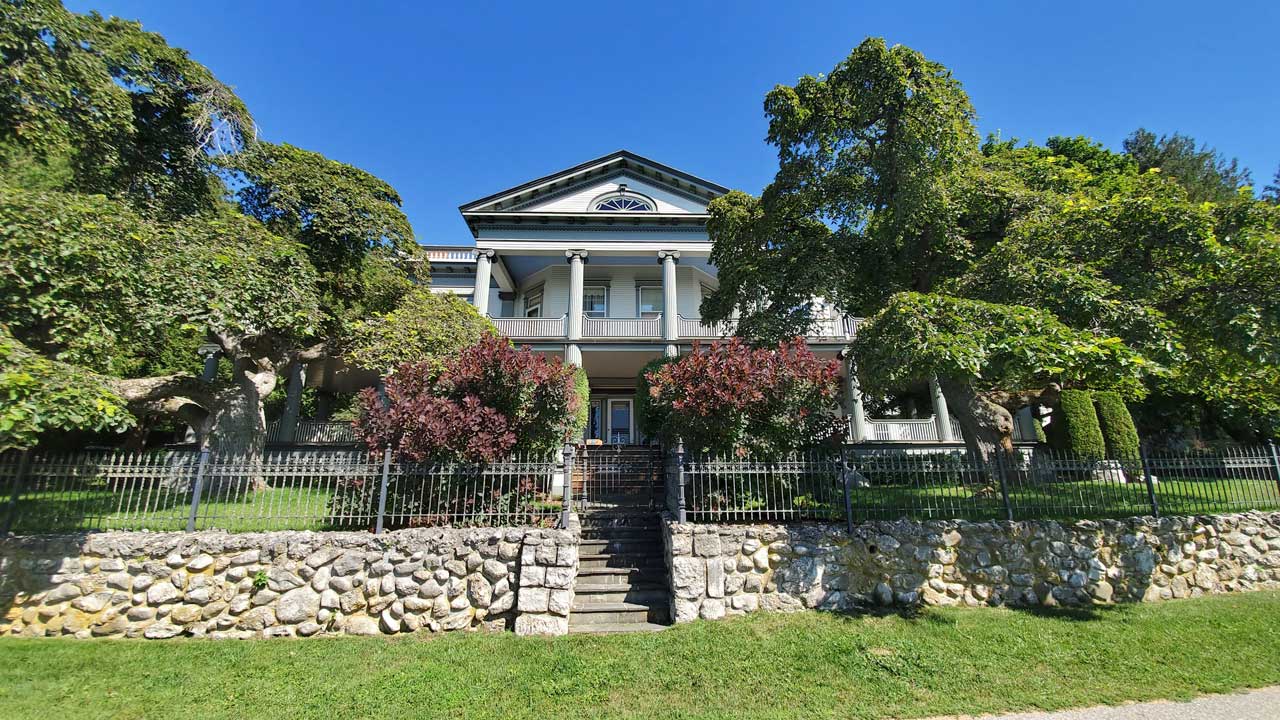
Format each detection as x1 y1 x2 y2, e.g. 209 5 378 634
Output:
0 524 578 639
664 511 1280 621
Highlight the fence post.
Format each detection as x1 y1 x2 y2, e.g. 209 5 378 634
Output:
841 445 854 534
1140 442 1160 518
1267 441 1280 500
994 451 1014 522
185 448 210 532
560 443 575 529
1 450 31 535
374 447 392 535
675 437 687 524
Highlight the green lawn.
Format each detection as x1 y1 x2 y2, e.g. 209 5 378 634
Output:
2 593 1279 720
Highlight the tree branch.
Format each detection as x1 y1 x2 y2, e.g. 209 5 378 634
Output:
113 374 217 408
979 382 1061 412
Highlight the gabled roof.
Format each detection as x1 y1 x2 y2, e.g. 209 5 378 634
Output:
458 150 730 215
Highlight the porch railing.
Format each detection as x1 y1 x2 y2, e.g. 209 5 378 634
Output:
490 315 567 339
582 315 662 339
860 416 1032 443
677 315 736 339
266 420 358 445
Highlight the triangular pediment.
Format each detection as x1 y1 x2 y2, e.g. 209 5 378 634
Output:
459 150 727 216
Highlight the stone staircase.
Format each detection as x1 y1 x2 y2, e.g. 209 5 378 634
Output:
569 512 670 633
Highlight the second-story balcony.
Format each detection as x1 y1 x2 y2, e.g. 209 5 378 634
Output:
489 313 860 343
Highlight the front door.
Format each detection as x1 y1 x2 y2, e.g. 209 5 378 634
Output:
607 399 632 444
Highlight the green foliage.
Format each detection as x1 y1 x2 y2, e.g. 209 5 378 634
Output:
570 366 590 439
0 0 254 215
343 290 495 375
1047 389 1106 459
0 327 133 450
1123 128 1252 203
852 293 1150 398
705 38 979 336
635 356 677 440
140 210 321 346
1093 391 1141 460
0 187 151 374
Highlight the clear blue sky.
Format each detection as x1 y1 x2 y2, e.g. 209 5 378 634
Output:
66 1 1280 245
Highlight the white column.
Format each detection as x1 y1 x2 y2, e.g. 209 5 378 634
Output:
473 249 494 316
843 353 869 443
565 343 582 367
566 250 586 341
659 250 680 356
930 377 955 442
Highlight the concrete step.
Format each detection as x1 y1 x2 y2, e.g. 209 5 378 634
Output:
580 538 662 554
578 553 665 571
569 601 669 625
575 567 666 586
568 622 670 634
579 529 660 542
573 585 669 605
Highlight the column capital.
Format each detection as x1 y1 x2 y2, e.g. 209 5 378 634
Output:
657 250 681 264
474 248 496 260
565 249 589 263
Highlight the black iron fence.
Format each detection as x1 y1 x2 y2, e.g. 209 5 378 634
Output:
0 447 566 534
667 443 1280 525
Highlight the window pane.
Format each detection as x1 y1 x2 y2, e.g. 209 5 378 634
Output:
638 286 663 316
584 287 607 316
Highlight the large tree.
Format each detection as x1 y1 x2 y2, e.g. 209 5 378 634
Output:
1122 128 1252 203
0 1 425 456
703 38 1280 458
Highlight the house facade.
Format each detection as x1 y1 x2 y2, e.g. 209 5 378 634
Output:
422 150 1030 446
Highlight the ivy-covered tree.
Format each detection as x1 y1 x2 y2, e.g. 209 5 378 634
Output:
0 1 427 457
703 37 1280 458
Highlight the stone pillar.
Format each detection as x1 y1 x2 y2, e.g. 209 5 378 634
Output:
279 361 305 443
473 249 495 316
843 353 869 443
930 377 955 443
566 250 587 341
658 250 680 347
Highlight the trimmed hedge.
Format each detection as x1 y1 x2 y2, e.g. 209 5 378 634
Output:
571 366 590 440
1094 390 1140 460
1048 389 1106 459
635 356 677 440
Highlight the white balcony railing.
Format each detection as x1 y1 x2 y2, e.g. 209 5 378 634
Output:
425 248 476 262
490 315 566 339
678 315 736 339
583 315 662 338
859 415 1033 444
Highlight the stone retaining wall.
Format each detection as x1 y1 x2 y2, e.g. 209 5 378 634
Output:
1 523 578 639
664 512 1280 622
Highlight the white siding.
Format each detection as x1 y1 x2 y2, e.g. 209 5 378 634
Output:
519 175 707 215
509 264 712 321
676 266 704 318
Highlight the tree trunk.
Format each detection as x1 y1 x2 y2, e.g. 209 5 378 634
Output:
202 361 280 491
939 379 1016 464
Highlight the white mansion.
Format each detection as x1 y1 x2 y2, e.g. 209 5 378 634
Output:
420 151 1036 446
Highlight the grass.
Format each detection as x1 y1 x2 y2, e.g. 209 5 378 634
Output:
2 592 1279 720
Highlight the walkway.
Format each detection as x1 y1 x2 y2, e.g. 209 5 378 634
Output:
928 686 1280 720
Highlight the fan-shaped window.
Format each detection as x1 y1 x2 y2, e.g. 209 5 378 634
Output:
593 194 654 212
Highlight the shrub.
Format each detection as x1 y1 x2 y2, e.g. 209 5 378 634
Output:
570 365 590 440
635 356 677 440
1048 389 1106 458
353 335 582 462
343 290 496 375
1094 390 1141 460
643 338 845 457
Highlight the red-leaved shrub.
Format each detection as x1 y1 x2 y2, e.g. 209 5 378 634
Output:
355 335 583 462
643 337 845 457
